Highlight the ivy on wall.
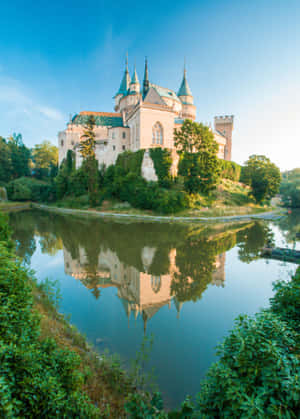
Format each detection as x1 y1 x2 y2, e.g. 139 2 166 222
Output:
149 148 172 187
115 150 145 176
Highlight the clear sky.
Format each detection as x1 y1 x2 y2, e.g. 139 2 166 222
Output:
0 0 299 170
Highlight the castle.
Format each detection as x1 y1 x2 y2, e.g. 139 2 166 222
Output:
58 57 234 169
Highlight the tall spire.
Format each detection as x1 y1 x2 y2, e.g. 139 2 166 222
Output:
178 61 192 97
116 53 131 96
143 57 149 97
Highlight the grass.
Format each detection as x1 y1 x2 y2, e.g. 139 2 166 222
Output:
0 201 32 210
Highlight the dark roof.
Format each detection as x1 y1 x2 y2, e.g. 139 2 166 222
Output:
72 112 124 127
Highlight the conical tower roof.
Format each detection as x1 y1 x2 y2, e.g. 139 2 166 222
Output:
131 65 139 84
178 68 192 97
116 55 131 96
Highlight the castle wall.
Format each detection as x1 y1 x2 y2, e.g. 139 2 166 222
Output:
139 106 176 150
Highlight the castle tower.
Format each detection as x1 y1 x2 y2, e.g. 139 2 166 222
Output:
143 57 150 98
114 55 131 111
129 65 140 93
214 115 234 161
178 66 196 120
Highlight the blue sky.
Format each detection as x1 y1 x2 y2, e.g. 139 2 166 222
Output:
0 0 299 170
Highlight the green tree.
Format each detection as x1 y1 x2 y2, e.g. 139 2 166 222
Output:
79 116 99 206
175 120 221 194
32 140 58 179
280 168 300 208
0 137 12 182
174 119 217 154
7 133 31 179
241 155 281 203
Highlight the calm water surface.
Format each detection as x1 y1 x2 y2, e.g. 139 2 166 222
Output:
8 210 300 408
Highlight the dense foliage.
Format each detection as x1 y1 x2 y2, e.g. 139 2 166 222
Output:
103 167 187 214
220 159 241 181
178 152 221 194
175 120 221 194
280 168 300 208
7 177 56 202
149 148 172 187
0 213 99 418
176 267 300 418
240 155 281 203
0 134 31 183
115 149 145 175
32 140 58 179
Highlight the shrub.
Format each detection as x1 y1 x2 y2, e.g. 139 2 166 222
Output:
192 311 300 418
7 177 56 202
0 214 99 418
220 159 241 181
178 152 221 194
270 268 300 336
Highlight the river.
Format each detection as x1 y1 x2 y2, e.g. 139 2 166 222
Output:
8 209 300 409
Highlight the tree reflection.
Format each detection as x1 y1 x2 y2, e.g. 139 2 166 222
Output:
237 222 274 263
9 210 279 327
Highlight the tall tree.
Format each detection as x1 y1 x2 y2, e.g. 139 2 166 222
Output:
7 133 31 179
0 137 13 182
174 120 221 194
32 140 58 179
79 116 99 206
241 155 281 203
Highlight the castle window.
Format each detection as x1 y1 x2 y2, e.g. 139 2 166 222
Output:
152 122 163 145
151 276 161 293
122 132 126 139
61 140 64 146
112 132 116 139
122 145 125 150
71 141 74 146
113 145 116 151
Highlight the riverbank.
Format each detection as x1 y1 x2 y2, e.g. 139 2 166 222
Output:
0 201 32 211
0 211 161 418
34 202 285 223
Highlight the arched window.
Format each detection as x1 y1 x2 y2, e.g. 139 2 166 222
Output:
151 276 161 293
152 122 163 145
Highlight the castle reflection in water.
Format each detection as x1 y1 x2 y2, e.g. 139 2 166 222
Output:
63 245 226 331
9 210 273 333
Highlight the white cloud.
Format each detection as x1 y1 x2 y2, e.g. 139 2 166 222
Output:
0 73 65 146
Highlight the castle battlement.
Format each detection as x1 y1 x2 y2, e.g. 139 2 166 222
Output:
214 115 234 124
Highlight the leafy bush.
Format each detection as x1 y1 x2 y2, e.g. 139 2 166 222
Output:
179 152 221 194
270 268 300 336
149 147 172 188
7 177 56 202
103 168 187 214
220 159 241 181
191 311 300 418
0 213 99 418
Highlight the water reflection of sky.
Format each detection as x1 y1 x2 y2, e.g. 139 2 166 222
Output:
10 211 299 408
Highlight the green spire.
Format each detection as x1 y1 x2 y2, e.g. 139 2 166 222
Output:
131 64 139 84
178 65 192 97
116 54 131 96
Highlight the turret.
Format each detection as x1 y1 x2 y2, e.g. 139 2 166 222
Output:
114 55 131 111
143 57 150 98
214 115 234 161
178 66 196 120
129 65 140 94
